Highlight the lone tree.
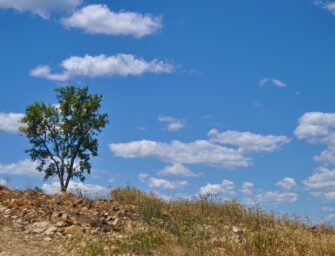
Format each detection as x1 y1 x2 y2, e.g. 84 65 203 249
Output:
20 86 108 192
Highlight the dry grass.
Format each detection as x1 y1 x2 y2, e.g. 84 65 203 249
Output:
85 187 335 256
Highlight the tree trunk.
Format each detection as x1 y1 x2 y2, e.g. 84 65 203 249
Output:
60 185 67 192
60 176 66 192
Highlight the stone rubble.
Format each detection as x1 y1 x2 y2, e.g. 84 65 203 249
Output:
0 185 137 250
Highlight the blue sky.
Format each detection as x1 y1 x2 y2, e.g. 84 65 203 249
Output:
1 0 335 223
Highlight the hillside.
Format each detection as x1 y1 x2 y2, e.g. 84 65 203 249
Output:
0 185 335 256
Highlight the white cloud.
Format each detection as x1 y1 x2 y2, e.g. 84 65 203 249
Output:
158 115 185 132
246 191 298 205
295 112 335 145
0 179 8 187
240 182 254 195
138 172 150 182
157 164 199 177
303 167 335 201
295 112 335 165
316 1 335 15
110 129 289 169
148 177 188 190
276 177 297 190
42 181 108 196
296 113 335 201
259 78 287 88
200 180 236 200
138 173 187 190
0 112 24 133
61 4 162 38
208 129 290 153
0 0 82 18
110 139 249 169
0 159 40 177
31 54 174 81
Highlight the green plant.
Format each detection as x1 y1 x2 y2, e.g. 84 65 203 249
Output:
20 86 108 192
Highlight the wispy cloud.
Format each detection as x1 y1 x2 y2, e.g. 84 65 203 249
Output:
315 1 335 15
0 0 82 18
61 4 162 38
157 164 200 177
31 54 174 81
243 191 298 205
259 78 287 88
158 115 185 132
0 159 40 177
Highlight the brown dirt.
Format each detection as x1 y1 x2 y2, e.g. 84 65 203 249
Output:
0 186 135 255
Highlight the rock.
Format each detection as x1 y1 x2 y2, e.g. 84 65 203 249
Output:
31 221 50 234
51 211 61 219
44 236 52 241
44 226 57 236
56 221 67 227
64 225 82 235
61 213 69 220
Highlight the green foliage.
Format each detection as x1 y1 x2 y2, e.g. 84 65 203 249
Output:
34 186 44 193
20 86 108 192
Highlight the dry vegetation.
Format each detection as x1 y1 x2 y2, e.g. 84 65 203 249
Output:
1 185 335 256
87 187 335 256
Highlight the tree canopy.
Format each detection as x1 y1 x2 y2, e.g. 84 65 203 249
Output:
20 86 108 192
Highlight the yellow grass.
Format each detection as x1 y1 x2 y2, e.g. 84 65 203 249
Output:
85 187 335 256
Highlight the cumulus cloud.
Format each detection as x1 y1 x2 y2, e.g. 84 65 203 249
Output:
295 112 335 165
148 177 188 190
61 4 162 38
0 0 82 18
110 129 289 169
157 164 200 177
259 78 287 88
158 115 185 132
208 129 290 153
42 181 108 196
276 177 297 190
31 54 174 81
240 182 254 195
295 112 335 201
0 112 24 133
304 167 335 201
139 173 187 190
0 159 40 177
200 180 236 200
110 139 249 169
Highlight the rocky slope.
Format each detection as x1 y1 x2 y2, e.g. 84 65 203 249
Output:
0 185 136 255
1 185 335 256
